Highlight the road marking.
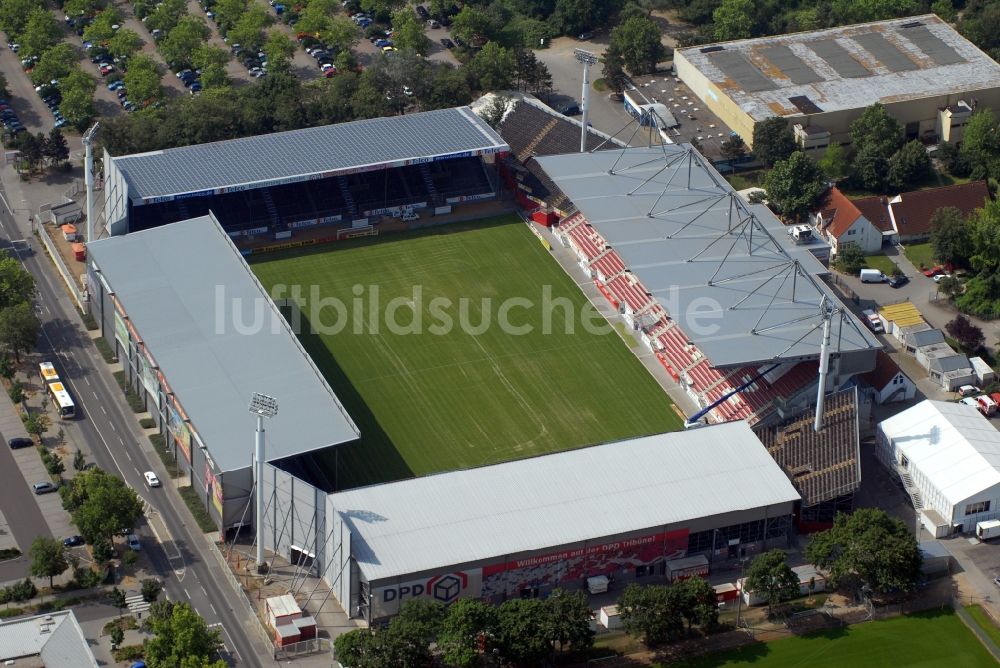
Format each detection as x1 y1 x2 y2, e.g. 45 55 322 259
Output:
109 422 116 432
92 391 99 400
184 588 191 599
146 509 185 578
100 405 107 415
118 437 124 445
124 449 132 462
209 602 217 616
84 376 91 386
200 584 208 597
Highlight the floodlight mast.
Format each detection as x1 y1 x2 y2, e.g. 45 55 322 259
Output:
82 123 99 244
249 392 278 573
574 49 599 153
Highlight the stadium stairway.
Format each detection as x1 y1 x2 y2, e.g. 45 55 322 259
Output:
419 163 442 205
261 190 280 227
337 176 357 218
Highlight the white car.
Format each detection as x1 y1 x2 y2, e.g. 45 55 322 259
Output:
933 273 952 283
144 471 160 487
126 534 141 551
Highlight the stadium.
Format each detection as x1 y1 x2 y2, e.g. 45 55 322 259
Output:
87 105 878 624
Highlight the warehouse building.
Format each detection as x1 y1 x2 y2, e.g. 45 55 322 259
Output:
87 215 360 529
674 15 1000 148
261 421 801 621
877 400 1000 536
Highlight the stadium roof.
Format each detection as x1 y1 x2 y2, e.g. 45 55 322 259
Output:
88 215 359 473
676 15 1000 121
879 400 1000 507
535 145 881 367
331 421 800 581
110 107 508 204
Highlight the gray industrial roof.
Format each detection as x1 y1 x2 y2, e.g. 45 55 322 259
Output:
677 15 1000 121
111 107 508 203
0 611 96 668
89 215 359 473
536 145 880 367
332 421 800 582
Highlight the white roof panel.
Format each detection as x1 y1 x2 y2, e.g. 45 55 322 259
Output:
879 400 1000 506
332 421 800 581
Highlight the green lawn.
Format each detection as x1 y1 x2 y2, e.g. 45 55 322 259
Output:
864 253 898 276
903 242 936 269
252 217 681 489
966 605 1000 648
667 609 995 668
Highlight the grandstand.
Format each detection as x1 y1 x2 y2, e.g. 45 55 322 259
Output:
102 108 508 245
536 144 882 427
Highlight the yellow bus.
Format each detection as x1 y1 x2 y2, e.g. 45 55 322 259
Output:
38 361 59 384
47 381 76 419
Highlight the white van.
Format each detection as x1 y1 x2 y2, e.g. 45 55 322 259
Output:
861 309 883 333
859 268 886 283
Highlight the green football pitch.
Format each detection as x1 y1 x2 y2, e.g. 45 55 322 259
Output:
668 609 997 668
251 216 681 489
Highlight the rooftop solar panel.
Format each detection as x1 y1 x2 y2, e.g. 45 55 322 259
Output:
111 107 508 202
760 45 823 84
806 39 872 78
901 24 965 66
852 32 918 72
708 51 776 92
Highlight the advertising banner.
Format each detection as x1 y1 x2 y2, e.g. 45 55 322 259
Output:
205 462 223 518
480 529 689 598
167 403 192 463
372 569 483 619
138 348 160 408
114 311 129 358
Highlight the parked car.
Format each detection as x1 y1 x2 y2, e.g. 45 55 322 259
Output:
958 384 981 397
374 39 391 48
126 534 141 551
888 274 909 288
32 481 57 494
108 80 125 91
144 471 161 487
63 535 84 547
578 30 594 40
933 273 952 283
99 64 115 76
416 4 429 18
440 37 454 48
7 437 32 449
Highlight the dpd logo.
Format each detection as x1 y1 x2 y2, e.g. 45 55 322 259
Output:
427 572 468 603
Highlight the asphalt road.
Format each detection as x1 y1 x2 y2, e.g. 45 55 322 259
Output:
0 192 271 666
0 435 53 581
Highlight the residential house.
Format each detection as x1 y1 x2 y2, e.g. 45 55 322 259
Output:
853 180 991 245
812 187 885 255
859 351 917 404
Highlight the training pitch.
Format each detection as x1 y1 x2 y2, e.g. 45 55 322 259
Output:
671 609 996 668
252 216 681 488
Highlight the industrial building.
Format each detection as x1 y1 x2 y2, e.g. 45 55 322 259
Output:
261 421 801 621
877 400 1000 536
86 215 360 528
0 611 96 667
674 15 1000 148
535 143 880 426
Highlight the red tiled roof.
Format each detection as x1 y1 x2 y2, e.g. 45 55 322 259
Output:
859 351 905 391
853 196 893 233
818 187 864 239
888 180 991 237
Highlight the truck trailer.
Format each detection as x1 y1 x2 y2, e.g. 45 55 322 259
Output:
977 519 1000 541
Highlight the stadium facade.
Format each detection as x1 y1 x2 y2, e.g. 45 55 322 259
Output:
674 15 1000 148
261 421 800 621
103 107 508 245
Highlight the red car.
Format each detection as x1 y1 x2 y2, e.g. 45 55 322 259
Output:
99 64 115 75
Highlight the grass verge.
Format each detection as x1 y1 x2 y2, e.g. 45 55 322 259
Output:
965 605 1000 648
94 337 116 363
148 434 180 478
903 242 936 269
178 486 217 533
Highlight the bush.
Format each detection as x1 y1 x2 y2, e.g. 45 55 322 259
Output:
150 434 180 478
0 607 23 618
0 578 38 602
113 644 144 662
178 486 217 533
92 537 114 563
94 337 116 363
71 566 103 589
77 308 98 331
113 370 127 390
125 390 145 413
140 578 161 603
122 549 138 568
139 417 156 429
0 548 20 560
8 380 23 403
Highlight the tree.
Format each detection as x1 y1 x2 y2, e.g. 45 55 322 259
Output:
762 152 827 222
602 43 627 95
720 134 748 162
108 29 143 60
392 10 431 55
0 0 40 38
91 537 114 562
159 16 211 69
192 45 230 89
946 314 985 351
438 599 497 668
20 9 62 59
124 55 163 105
852 143 892 192
263 31 296 74
713 0 754 41
145 601 227 668
744 549 800 614
543 588 594 654
141 578 163 603
551 0 620 36
59 70 97 129
495 598 553 665
110 586 127 613
833 243 865 275
960 109 1000 179
0 354 13 380
212 0 248 33
44 128 69 167
451 5 499 45
752 117 796 167
320 16 360 54
889 140 931 189
671 577 719 631
805 508 922 595
228 5 272 53
385 599 445 666
468 42 515 92
82 8 123 45
29 43 77 87
0 250 35 308
930 206 972 268
817 142 849 181
64 469 145 544
109 624 125 650
850 103 904 159
424 65 471 110
29 536 68 588
617 583 683 645
609 15 664 75
0 302 40 362
480 94 511 129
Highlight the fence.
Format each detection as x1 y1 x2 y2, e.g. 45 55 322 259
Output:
953 597 1000 662
34 218 85 310
203 536 275 652
274 637 333 660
